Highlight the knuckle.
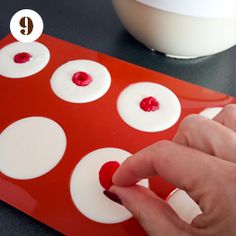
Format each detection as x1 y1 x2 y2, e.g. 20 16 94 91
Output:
178 114 206 136
180 114 200 131
226 165 236 183
150 140 174 159
133 205 143 222
222 104 236 120
228 130 236 143
154 140 172 150
213 161 236 187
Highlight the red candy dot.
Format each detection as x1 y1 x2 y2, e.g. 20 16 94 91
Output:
14 52 31 64
72 71 92 87
140 96 160 112
99 161 120 190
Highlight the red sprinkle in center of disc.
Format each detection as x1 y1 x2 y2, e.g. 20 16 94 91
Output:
140 96 160 112
99 161 120 190
72 71 92 87
14 52 31 64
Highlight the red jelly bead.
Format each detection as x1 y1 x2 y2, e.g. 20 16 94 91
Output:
14 52 31 64
140 96 160 112
72 71 92 87
99 161 120 190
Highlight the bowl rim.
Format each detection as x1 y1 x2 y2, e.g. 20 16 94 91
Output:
136 0 236 18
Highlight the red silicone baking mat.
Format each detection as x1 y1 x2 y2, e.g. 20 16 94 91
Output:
0 34 235 236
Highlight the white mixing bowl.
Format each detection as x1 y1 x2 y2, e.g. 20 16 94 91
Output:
112 0 236 58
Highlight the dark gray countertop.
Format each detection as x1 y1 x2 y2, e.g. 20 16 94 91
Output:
0 0 235 235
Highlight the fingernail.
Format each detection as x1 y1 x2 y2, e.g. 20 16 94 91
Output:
103 190 123 205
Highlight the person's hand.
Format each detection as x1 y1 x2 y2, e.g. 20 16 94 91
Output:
111 104 236 236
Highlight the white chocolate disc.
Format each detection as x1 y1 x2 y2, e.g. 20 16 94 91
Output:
50 60 111 103
0 42 50 78
70 148 149 224
166 189 202 224
117 82 181 132
0 117 66 179
199 107 223 119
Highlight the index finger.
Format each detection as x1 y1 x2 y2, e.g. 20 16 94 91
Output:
113 140 222 193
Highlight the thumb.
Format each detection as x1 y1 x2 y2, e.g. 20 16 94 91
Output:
110 185 192 236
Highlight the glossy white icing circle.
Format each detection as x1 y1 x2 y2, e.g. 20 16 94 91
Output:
0 42 50 78
166 189 202 224
50 60 111 103
117 82 181 132
136 0 236 18
70 148 149 224
199 107 223 119
0 117 66 180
